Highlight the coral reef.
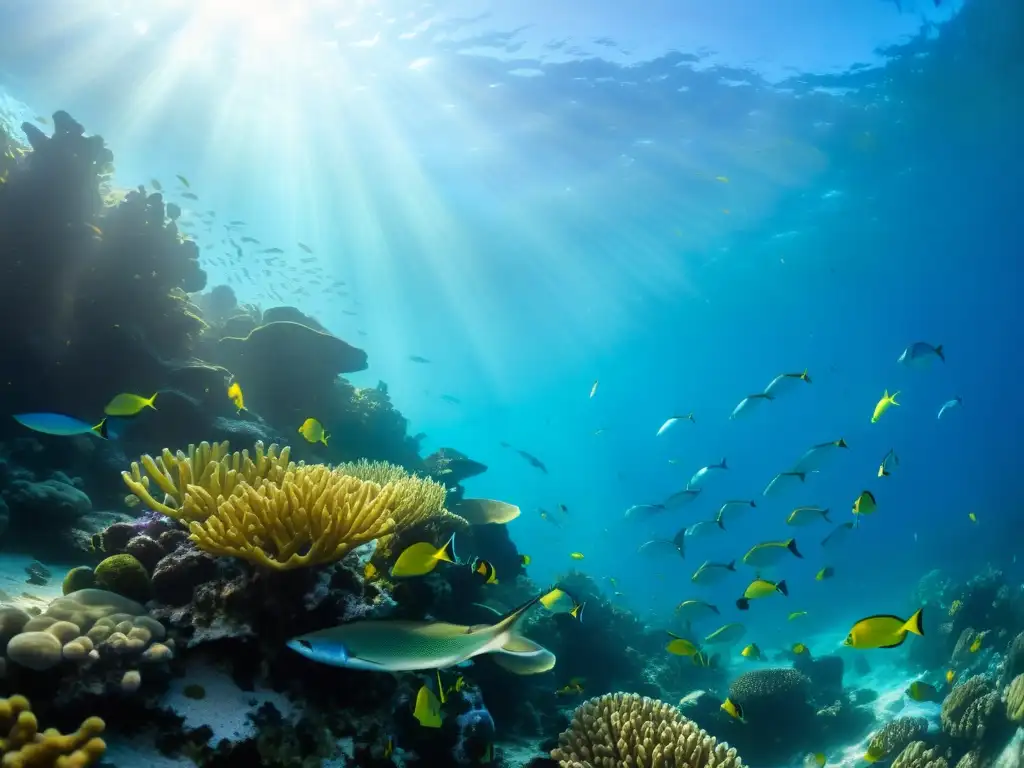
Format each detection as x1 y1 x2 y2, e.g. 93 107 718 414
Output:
893 741 951 768
866 716 929 762
0 694 106 766
1005 674 1024 723
550 692 743 767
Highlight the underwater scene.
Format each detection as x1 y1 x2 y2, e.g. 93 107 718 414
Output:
0 0 1022 766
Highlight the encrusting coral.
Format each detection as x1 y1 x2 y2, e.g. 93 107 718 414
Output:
0 694 105 767
892 741 950 768
550 692 743 767
122 440 466 570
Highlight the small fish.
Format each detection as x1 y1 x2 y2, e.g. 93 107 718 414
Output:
969 634 983 653
124 494 141 508
816 567 834 581
674 600 720 622
842 608 924 649
260 247 285 254
34 115 49 124
558 504 568 514
85 223 103 238
763 369 811 398
789 611 809 620
413 685 442 728
384 737 393 759
688 458 728 488
664 487 701 508
946 669 956 684
298 242 313 253
740 643 761 660
736 579 788 610
948 599 962 616
176 174 190 188
968 512 978 524
298 417 329 446
240 236 260 244
103 392 158 416
441 394 461 405
852 491 877 524
715 175 729 183
656 413 695 436
151 179 162 191
12 413 109 438
871 390 900 423
471 558 498 585
685 520 726 539
730 393 773 419
906 681 943 703
538 510 562 528
804 753 827 768
454 499 521 525
741 539 802 569
409 355 431 363
520 555 531 566
791 439 848 474
692 560 736 586
821 522 854 548
364 562 378 580
665 632 700 657
181 192 198 201
937 396 963 419
287 592 552 672
589 380 599 398
516 450 548 474
390 534 457 578
556 678 585 696
763 471 807 497
898 342 944 367
704 623 746 645
624 503 667 521
569 552 585 560
715 500 756 528
878 449 899 477
787 506 831 526
227 381 245 412
792 643 810 655
720 698 745 722
637 529 686 559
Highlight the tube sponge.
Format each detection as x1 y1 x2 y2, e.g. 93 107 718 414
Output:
550 692 744 768
0 694 105 767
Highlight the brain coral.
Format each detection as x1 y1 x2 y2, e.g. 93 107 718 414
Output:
551 692 743 768
727 668 812 717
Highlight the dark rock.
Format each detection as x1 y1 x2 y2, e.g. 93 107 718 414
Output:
97 521 138 554
262 306 327 332
125 535 166 573
158 529 190 552
794 653 844 699
4 478 91 525
152 548 219 606
423 448 488 484
215 320 367 376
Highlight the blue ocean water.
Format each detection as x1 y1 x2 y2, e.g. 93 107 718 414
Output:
0 0 1022 765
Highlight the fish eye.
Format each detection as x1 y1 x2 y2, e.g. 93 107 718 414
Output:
299 639 313 650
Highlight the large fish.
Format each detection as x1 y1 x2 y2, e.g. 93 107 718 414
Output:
287 594 553 673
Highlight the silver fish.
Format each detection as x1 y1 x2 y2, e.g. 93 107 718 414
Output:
898 341 944 367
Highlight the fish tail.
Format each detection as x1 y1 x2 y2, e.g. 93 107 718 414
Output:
687 412 695 422
935 344 944 362
322 433 330 446
837 437 848 448
492 593 546 635
92 418 109 439
822 508 832 522
569 602 585 622
719 457 728 470
735 598 749 611
716 517 726 531
726 559 736 571
891 390 901 405
787 539 803 558
749 500 757 507
147 393 158 409
672 528 686 555
802 368 811 383
435 533 458 563
776 580 789 596
903 608 924 636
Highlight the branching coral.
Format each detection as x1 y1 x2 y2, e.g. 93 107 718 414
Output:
1005 674 1024 723
123 441 465 571
892 741 949 768
550 692 743 767
0 694 106 767
866 717 928 762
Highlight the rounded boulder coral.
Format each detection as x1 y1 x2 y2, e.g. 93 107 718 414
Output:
550 692 743 767
94 554 151 602
727 668 812 719
892 741 950 768
866 717 928 762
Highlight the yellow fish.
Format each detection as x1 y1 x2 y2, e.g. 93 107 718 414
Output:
384 737 393 759
471 558 498 585
946 669 956 684
413 685 442 728
556 678 585 696
715 175 729 183
520 554 531 566
364 562 378 580
852 491 877 522
968 512 978 524
740 643 761 660
969 634 983 653
792 643 809 655
390 534 458 578
816 567 834 581
298 417 329 446
720 698 745 722
104 392 158 417
665 632 699 657
805 753 826 768
843 608 924 649
736 579 788 610
906 681 942 703
227 381 245 412
569 602 585 621
871 389 900 423
789 611 808 620
569 552 585 560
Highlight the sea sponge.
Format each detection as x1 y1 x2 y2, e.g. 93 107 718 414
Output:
940 675 1003 742
1005 674 1024 723
866 717 928 762
93 554 151 602
892 741 949 768
0 694 105 766
61 567 96 596
550 692 744 767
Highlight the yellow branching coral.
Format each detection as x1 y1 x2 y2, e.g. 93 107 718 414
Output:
122 441 293 519
551 692 744 768
0 694 105 767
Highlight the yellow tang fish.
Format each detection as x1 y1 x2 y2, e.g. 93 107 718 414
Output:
720 698 745 722
906 681 942 703
843 609 924 649
298 417 329 446
104 392 158 417
390 534 458 578
871 389 900 423
569 552 585 560
736 578 788 610
665 632 699 657
740 643 761 660
946 669 956 684
364 562 378 580
227 381 245 412
413 685 442 728
520 554 531 566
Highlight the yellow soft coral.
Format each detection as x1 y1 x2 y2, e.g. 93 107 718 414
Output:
0 694 105 767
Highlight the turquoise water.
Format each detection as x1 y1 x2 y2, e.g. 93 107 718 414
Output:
1 0 1022 766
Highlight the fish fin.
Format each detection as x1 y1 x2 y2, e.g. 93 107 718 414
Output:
323 433 330 446
435 533 457 563
935 344 944 361
837 437 848 448
801 368 811 383
777 580 788 596
880 635 908 649
787 539 803 558
147 393 159 409
92 419 109 439
485 592 546 636
749 500 756 507
717 517 726 530
720 457 728 470
903 608 924 636
726 560 736 571
891 391 901 405
735 598 749 610
672 528 686 555
687 412 695 422
822 508 831 522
